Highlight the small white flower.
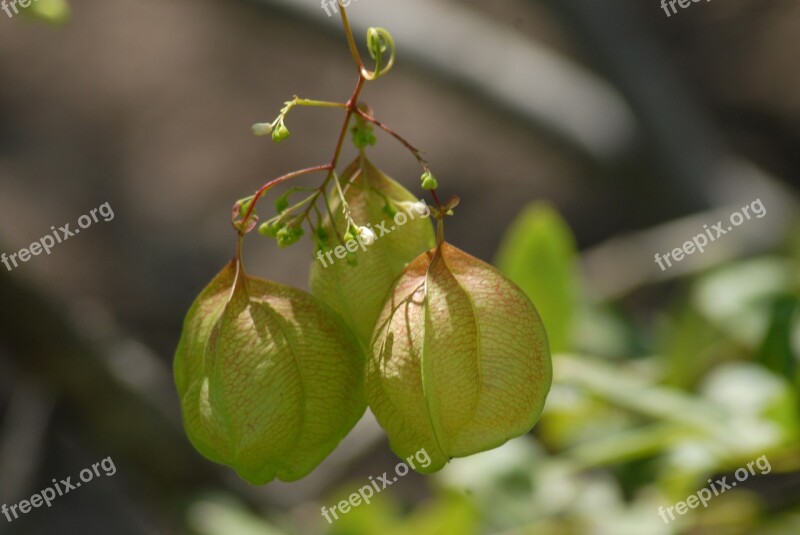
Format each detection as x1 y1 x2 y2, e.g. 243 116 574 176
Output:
358 226 377 245
251 122 273 136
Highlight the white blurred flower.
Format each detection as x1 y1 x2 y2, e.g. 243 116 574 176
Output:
400 200 430 217
251 122 273 136
358 226 376 245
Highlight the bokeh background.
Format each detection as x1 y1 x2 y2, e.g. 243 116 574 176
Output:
1 0 799 533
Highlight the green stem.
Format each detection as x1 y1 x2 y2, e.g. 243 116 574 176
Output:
276 97 347 124
332 170 357 231
340 4 366 76
292 98 346 109
321 187 346 244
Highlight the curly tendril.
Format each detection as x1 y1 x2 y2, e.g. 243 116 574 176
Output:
364 27 395 80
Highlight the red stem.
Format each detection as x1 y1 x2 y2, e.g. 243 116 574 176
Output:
430 190 443 209
354 109 424 163
354 108 443 209
241 164 333 224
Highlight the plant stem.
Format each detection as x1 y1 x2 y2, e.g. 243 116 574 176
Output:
430 189 443 209
333 77 366 169
340 3 366 76
241 2 441 233
278 97 347 124
241 164 333 225
292 98 346 109
354 108 428 169
354 108 444 209
280 75 366 233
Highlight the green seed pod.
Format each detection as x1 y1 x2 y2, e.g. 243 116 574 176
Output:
309 157 435 348
174 261 366 484
272 122 290 143
367 243 552 473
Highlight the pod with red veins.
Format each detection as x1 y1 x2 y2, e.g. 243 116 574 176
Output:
367 243 552 473
174 261 366 484
310 157 435 348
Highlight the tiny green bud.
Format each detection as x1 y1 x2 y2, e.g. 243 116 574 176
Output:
272 123 290 143
291 226 304 241
351 124 377 149
421 171 438 190
238 197 254 218
277 226 304 248
260 221 285 238
275 194 290 213
315 226 329 243
252 122 273 137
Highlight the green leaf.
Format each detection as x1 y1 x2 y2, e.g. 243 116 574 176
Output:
309 157 435 348
174 261 366 484
494 202 579 353
367 243 552 472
